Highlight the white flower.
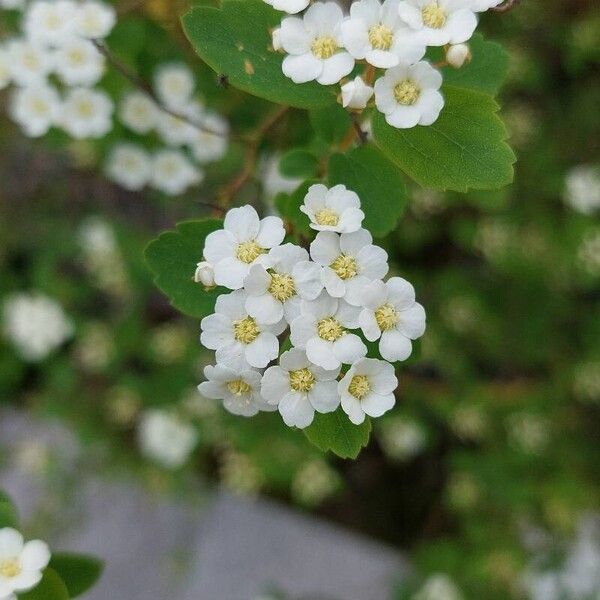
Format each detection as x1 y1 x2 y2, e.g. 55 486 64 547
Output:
446 42 471 68
189 112 229 164
264 0 309 14
203 205 286 289
200 290 285 370
9 84 61 137
194 261 216 287
243 243 323 324
74 0 116 39
118 91 159 134
339 358 397 424
358 277 426 361
411 573 464 600
280 2 354 85
0 48 11 90
0 528 51 597
154 63 195 109
341 0 426 69
59 87 113 139
300 183 365 233
3 293 74 362
290 291 366 370
397 0 478 46
150 149 203 196
261 154 303 200
374 60 444 128
6 39 54 86
24 0 77 46
54 37 105 86
0 0 25 9
106 143 151 191
154 103 200 146
310 228 388 306
564 165 600 215
261 348 340 428
341 76 374 109
138 409 197 469
468 0 502 11
198 364 274 417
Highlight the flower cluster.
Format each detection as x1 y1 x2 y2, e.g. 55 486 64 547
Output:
0 2 228 197
1 0 116 138
197 185 426 428
0 527 51 600
271 0 500 128
106 63 229 195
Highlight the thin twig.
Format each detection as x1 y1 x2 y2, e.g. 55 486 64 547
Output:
218 105 289 206
92 39 233 139
492 0 522 13
350 113 368 145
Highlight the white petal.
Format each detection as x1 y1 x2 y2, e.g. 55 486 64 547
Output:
293 261 324 300
366 49 400 69
245 332 279 368
21 540 50 571
310 231 341 265
279 391 315 428
445 8 477 44
341 19 370 59
417 89 444 126
245 293 284 324
387 276 416 309
359 309 381 341
337 207 365 233
308 380 340 413
397 302 426 338
350 0 381 25
341 393 366 424
261 366 291 404
386 105 421 129
339 228 372 254
279 347 310 371
243 264 270 296
362 279 388 309
361 392 395 417
371 360 398 394
224 396 260 417
290 315 317 347
198 380 226 400
411 60 443 89
203 229 235 265
200 314 232 349
283 295 302 323
282 53 323 83
0 528 23 558
336 299 362 328
215 289 247 319
317 52 354 85
322 267 345 298
304 1 344 35
302 290 338 319
280 16 312 54
270 243 308 271
379 329 412 361
306 337 339 370
333 334 366 364
213 256 250 289
397 2 423 28
216 341 248 371
357 245 389 279
344 276 371 306
256 216 286 248
224 205 260 242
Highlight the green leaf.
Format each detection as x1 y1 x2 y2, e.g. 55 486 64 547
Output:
145 219 224 319
429 33 510 95
304 409 372 459
19 568 69 600
279 149 319 179
0 491 18 528
182 0 336 109
50 553 104 598
309 104 352 144
328 145 407 238
372 86 515 192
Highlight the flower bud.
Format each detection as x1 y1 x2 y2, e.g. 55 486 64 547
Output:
272 27 282 51
341 76 374 110
194 261 215 288
446 43 471 69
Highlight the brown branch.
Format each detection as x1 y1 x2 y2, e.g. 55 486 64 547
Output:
92 39 234 140
491 0 522 13
351 113 368 145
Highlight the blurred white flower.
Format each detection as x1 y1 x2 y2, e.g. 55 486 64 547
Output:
155 108 198 147
577 229 600 276
188 112 229 164
0 528 51 598
0 48 11 90
3 293 74 362
150 149 203 196
378 417 426 460
24 0 77 46
292 459 340 506
260 154 303 200
9 83 61 137
138 410 197 469
118 91 159 134
154 63 195 110
412 573 464 600
564 165 600 215
341 76 374 109
54 37 105 86
106 143 152 191
59 87 113 139
0 0 25 8
74 0 116 39
6 39 54 86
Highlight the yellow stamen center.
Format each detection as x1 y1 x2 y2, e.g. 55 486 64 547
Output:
315 208 339 227
235 240 266 264
422 2 447 28
68 49 86 65
227 379 252 396
31 99 49 115
375 303 398 331
289 367 315 393
0 559 21 579
394 80 420 105
348 374 370 399
311 36 338 59
330 254 358 280
268 272 296 302
76 100 95 118
368 23 394 51
317 317 345 342
233 316 259 344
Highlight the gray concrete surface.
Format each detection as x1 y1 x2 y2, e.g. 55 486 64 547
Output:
0 410 408 599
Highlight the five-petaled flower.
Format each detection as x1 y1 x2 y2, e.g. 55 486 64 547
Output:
301 184 365 234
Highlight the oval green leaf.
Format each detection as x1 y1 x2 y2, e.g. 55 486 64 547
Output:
50 553 104 598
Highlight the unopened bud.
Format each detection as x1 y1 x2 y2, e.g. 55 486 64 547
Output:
446 43 471 69
341 76 374 110
194 261 215 288
272 28 282 51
